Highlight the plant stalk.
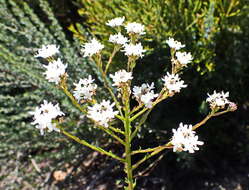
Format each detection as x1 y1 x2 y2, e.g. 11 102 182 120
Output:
124 109 134 189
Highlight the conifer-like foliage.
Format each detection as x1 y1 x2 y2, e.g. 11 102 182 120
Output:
0 0 98 188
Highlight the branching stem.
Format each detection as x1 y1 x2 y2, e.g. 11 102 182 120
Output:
58 126 124 163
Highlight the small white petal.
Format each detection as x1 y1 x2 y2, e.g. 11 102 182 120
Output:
123 43 146 58
176 51 193 65
162 72 187 94
206 91 230 109
110 70 133 87
109 33 129 45
73 75 97 101
106 17 125 27
132 83 158 108
125 22 145 35
87 100 118 127
166 38 185 50
35 44 59 58
30 100 64 135
43 59 67 84
81 39 104 57
171 123 204 153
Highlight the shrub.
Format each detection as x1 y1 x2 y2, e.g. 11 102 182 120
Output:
0 0 101 189
70 0 241 75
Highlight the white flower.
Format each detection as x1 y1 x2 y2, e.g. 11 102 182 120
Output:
166 38 185 50
133 83 158 108
109 33 129 45
110 70 133 87
87 100 118 127
123 43 146 58
172 123 204 153
30 100 64 135
206 91 230 109
81 39 104 57
73 75 97 101
125 22 145 35
162 72 187 94
43 58 67 84
106 17 125 27
35 44 59 58
176 51 193 65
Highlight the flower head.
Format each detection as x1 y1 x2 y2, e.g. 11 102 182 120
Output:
176 51 193 65
166 38 185 50
43 58 67 84
73 75 97 101
172 123 204 153
123 43 146 58
81 39 104 57
206 91 230 109
133 83 158 108
162 72 187 95
35 44 59 58
30 100 64 135
106 17 125 27
110 70 133 87
109 33 129 45
125 22 145 35
87 100 118 127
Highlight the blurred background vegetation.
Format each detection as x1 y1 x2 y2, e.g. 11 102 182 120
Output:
0 0 248 189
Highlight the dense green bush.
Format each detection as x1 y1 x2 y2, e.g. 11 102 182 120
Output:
71 0 240 75
0 0 103 189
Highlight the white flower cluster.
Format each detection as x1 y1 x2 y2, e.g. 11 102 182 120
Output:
43 59 67 84
35 44 59 58
73 75 97 101
133 83 158 108
172 123 204 153
166 38 185 50
81 38 104 57
162 72 187 95
87 100 118 127
106 17 125 27
125 22 145 35
105 17 146 58
35 45 67 84
176 51 193 65
30 100 64 135
123 43 146 58
166 38 193 66
206 91 230 109
109 33 129 45
110 70 133 87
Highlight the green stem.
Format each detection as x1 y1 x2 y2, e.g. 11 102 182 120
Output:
109 126 125 135
192 109 231 130
98 59 124 117
105 46 119 74
131 109 152 140
97 126 125 145
131 143 172 155
124 110 134 190
132 145 167 171
59 126 124 162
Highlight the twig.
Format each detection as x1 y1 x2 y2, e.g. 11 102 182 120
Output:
31 158 41 173
58 126 125 163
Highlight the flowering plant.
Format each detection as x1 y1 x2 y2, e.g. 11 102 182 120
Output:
30 17 237 189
